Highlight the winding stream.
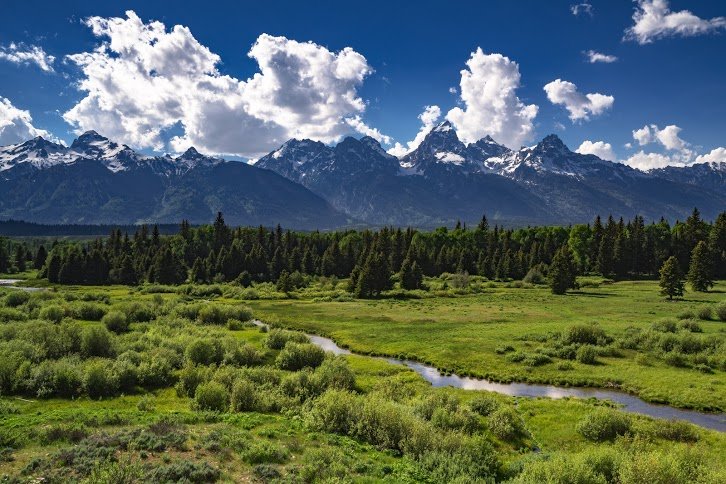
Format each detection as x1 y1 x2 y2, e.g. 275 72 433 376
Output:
258 322 725 432
0 279 43 292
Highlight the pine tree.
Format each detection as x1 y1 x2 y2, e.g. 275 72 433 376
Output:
191 257 208 283
659 256 685 300
14 245 26 272
687 241 713 292
45 251 62 283
549 245 576 295
709 212 726 279
0 241 8 273
116 255 137 285
276 270 293 293
152 247 186 284
33 245 47 270
400 258 423 290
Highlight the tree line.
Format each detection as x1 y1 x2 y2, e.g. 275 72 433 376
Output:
2 209 723 297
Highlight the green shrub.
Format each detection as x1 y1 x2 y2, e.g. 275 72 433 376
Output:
230 379 257 412
305 390 360 435
664 352 687 367
651 318 678 333
176 364 212 398
697 306 713 321
676 309 696 320
313 356 355 391
617 447 702 484
197 304 252 325
265 329 308 349
80 327 114 358
522 267 546 285
71 302 107 321
146 460 220 483
716 303 726 322
4 291 29 308
275 343 325 371
241 441 289 464
38 305 64 323
678 319 702 333
563 324 608 345
185 339 223 366
509 451 615 484
576 345 598 364
652 420 699 442
223 342 262 367
102 311 129 334
524 353 551 367
576 409 631 441
487 406 526 440
117 302 155 323
84 360 119 399
194 381 229 412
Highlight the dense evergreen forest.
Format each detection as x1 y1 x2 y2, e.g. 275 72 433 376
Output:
2 209 724 296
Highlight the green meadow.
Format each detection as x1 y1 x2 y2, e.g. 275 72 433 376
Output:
0 275 724 482
249 278 726 412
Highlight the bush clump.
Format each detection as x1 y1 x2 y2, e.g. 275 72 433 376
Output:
487 406 526 440
265 329 308 350
276 343 325 371
102 311 129 334
576 409 632 441
194 381 229 412
716 303 726 322
576 345 598 365
563 324 608 345
697 306 713 321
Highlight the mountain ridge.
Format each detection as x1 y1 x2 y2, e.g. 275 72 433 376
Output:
1 126 724 228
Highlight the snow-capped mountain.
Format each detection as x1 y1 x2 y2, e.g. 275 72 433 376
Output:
0 132 346 228
650 161 726 194
0 126 723 228
0 136 70 173
399 121 511 175
257 122 725 225
0 131 221 178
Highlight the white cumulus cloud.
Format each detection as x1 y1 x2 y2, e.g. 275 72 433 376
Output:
632 124 689 152
584 50 618 63
0 43 55 72
387 105 441 157
620 151 676 170
622 123 726 170
695 147 726 165
63 11 386 158
571 2 594 17
625 0 726 44
576 140 616 161
543 79 614 121
446 48 538 149
0 96 57 145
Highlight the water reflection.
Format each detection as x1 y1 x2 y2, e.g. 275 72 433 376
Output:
254 320 726 431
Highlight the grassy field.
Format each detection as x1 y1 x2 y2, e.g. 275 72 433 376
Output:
248 279 726 411
0 275 724 482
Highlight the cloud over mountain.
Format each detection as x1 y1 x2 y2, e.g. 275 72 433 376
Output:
0 97 56 145
63 11 384 158
446 49 538 149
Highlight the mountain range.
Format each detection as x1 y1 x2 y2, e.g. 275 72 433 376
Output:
0 123 723 229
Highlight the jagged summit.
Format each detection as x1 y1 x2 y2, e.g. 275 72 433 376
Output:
0 131 221 175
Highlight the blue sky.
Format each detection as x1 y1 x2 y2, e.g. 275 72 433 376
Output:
0 0 724 169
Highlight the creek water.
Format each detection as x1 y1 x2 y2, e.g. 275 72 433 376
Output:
257 321 725 432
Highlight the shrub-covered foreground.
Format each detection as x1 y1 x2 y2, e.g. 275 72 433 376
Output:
0 285 723 483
